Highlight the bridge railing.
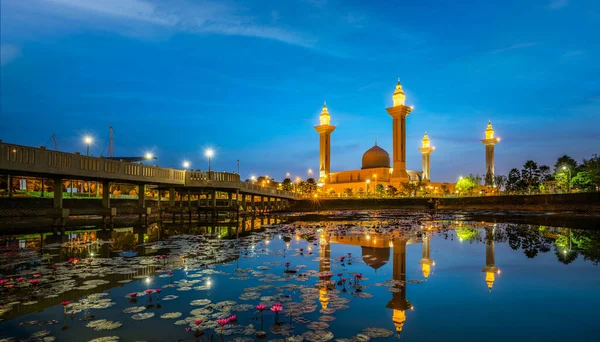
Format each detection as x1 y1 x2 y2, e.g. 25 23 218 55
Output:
0 141 186 185
188 170 240 182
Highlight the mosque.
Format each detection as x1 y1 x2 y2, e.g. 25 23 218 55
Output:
314 79 500 195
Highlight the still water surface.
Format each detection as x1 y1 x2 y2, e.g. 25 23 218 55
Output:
1 211 599 341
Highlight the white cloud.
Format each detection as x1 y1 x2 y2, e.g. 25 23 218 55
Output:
0 44 21 66
491 42 539 54
9 0 311 47
546 0 569 10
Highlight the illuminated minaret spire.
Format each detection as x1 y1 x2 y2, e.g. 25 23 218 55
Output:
387 239 412 337
315 102 336 185
419 232 435 279
387 79 413 182
418 132 435 181
482 226 499 291
481 121 500 183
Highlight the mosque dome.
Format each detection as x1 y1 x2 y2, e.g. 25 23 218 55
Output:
361 144 390 169
361 247 390 270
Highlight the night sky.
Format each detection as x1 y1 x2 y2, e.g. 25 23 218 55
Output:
1 0 599 183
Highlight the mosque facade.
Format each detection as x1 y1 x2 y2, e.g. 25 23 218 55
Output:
314 79 500 196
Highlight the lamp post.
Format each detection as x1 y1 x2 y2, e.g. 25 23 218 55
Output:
562 166 572 193
145 152 153 165
366 179 370 196
205 148 214 173
84 136 93 156
237 160 240 175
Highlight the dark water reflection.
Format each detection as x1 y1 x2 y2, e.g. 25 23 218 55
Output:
0 211 599 341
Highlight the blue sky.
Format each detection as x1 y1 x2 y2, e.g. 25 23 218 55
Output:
1 0 599 182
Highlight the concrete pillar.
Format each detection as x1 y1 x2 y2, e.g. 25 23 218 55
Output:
241 194 247 212
187 189 192 223
251 195 256 214
138 183 147 225
7 175 12 198
211 189 217 221
169 188 175 207
228 192 233 208
261 196 266 213
102 180 111 208
53 177 63 209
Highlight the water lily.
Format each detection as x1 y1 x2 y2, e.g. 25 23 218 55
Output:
256 304 267 312
61 301 70 314
194 319 203 325
127 293 138 298
228 315 237 322
28 279 40 286
216 318 229 334
33 273 41 278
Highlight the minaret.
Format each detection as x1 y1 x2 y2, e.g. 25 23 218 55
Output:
419 232 434 279
318 232 331 310
315 102 336 185
481 226 499 291
386 79 413 181
481 121 500 182
386 239 412 337
418 133 435 182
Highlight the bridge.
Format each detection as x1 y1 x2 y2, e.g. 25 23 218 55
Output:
0 140 298 228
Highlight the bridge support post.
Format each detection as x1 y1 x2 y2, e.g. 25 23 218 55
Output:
251 195 256 215
211 189 217 222
102 180 116 230
7 175 12 198
169 188 175 207
241 194 247 212
137 183 149 226
187 189 192 224
49 176 68 230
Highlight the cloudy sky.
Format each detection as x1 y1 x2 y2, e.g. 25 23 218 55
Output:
1 0 599 182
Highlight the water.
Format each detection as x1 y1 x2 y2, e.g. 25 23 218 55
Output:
1 210 599 341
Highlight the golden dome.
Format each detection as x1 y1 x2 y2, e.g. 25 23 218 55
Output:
362 144 390 169
361 247 390 270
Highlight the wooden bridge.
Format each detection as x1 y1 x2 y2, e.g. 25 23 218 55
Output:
0 140 298 228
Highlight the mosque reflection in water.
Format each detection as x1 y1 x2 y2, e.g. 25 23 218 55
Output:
315 225 500 336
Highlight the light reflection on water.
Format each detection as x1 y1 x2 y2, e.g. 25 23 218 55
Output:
1 211 599 341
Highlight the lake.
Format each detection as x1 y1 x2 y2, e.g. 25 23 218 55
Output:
1 210 599 341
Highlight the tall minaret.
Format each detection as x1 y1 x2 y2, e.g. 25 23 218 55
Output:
387 79 413 181
418 133 435 182
481 226 499 291
315 102 336 185
481 121 500 182
318 233 331 309
419 232 435 279
387 239 412 337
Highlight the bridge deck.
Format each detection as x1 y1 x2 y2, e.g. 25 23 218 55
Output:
0 141 297 200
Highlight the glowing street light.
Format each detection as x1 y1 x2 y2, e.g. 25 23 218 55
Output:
286 172 290 179
205 148 214 172
308 169 313 177
182 161 190 169
251 175 256 183
83 135 93 156
145 152 153 165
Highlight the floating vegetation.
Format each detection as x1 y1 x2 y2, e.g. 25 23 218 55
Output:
160 312 182 319
86 319 122 331
131 312 155 320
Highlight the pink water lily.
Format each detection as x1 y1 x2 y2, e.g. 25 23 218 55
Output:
61 301 70 306
154 288 162 294
144 289 154 294
185 327 191 332
127 293 138 298
217 318 229 333
194 319 203 325
29 279 40 286
270 303 282 313
256 304 267 312
16 277 24 282
228 315 237 322
33 273 41 278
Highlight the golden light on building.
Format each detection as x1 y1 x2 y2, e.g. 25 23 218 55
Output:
485 120 495 140
319 102 331 126
319 287 329 310
392 78 406 107
392 309 407 335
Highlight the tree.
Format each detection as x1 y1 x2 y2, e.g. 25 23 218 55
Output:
485 172 494 187
521 160 540 193
456 176 479 195
494 175 507 192
539 165 552 182
297 181 307 194
305 178 317 195
554 155 578 174
281 178 293 191
571 171 594 191
506 168 521 193
386 185 398 197
375 184 385 197
581 154 600 189
344 188 353 197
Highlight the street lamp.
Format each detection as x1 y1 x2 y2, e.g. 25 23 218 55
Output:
84 136 93 156
182 161 190 169
251 176 256 184
308 169 313 178
366 179 371 196
205 148 214 172
286 172 290 179
562 166 572 193
237 160 240 175
144 152 153 165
